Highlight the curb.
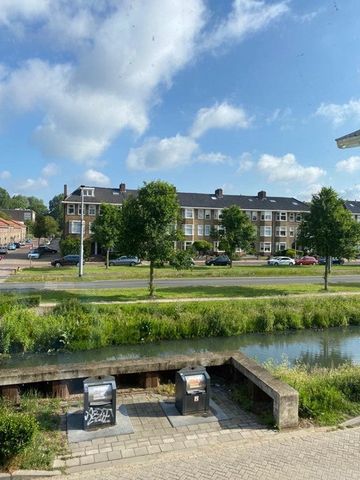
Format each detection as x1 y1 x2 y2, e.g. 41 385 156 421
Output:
0 471 62 479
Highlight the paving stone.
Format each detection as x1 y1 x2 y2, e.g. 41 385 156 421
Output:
80 455 94 465
93 453 109 463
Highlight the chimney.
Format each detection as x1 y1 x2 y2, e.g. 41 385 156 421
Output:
258 190 266 200
119 183 126 193
215 188 223 198
64 184 68 197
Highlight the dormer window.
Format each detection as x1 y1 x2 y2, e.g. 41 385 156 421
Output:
82 188 94 197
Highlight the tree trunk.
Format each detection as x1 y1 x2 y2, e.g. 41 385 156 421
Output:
149 260 155 297
324 255 329 291
106 248 109 269
230 258 233 268
328 256 332 274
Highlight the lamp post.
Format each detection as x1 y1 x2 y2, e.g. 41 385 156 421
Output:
79 185 85 277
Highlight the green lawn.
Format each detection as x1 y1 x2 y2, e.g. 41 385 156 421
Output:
12 282 360 304
6 263 360 283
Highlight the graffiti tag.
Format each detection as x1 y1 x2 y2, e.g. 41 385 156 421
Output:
84 406 113 427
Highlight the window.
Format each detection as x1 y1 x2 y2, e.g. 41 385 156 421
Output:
197 209 204 219
260 242 271 252
83 188 94 196
213 209 221 219
276 226 287 237
205 209 211 219
184 241 193 250
245 211 251 219
184 208 193 219
67 204 75 215
88 204 96 215
69 220 84 234
197 224 203 236
296 213 302 222
289 212 295 222
260 226 272 237
276 242 287 251
276 211 287 221
252 211 258 221
260 211 272 221
205 224 211 236
289 227 294 237
89 222 93 234
183 224 193 236
78 204 83 215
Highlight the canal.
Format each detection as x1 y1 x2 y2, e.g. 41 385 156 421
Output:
1 325 360 369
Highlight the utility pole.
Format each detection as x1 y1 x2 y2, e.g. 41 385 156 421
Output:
79 185 85 277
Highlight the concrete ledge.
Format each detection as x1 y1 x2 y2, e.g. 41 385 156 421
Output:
230 353 299 429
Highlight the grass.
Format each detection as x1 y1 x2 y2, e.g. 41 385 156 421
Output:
0 392 67 470
267 362 360 426
6 263 360 283
4 282 360 304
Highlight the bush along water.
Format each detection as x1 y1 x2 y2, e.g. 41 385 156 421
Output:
1 296 360 354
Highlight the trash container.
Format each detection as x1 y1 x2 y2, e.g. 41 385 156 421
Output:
175 366 211 415
83 375 116 430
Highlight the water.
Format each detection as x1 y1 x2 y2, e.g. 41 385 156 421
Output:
1 326 360 370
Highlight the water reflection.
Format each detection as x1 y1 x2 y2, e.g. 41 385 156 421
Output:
1 326 360 370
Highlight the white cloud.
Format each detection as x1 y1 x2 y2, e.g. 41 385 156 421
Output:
191 102 251 139
336 156 360 173
257 153 326 184
17 177 48 191
196 152 229 164
203 0 289 50
127 135 198 171
316 99 360 126
83 169 110 186
342 184 360 201
41 162 59 177
237 152 254 172
0 170 11 179
297 183 323 202
0 1 205 162
266 107 292 124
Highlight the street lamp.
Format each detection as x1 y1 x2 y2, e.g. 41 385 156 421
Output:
79 185 85 277
336 129 360 149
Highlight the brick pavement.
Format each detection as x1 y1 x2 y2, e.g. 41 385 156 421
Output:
52 387 360 479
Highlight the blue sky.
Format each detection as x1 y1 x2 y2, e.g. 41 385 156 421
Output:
1 0 360 204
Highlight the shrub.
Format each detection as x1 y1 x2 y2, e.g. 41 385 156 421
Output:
0 409 39 467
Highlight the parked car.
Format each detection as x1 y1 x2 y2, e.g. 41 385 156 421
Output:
108 256 141 266
14 242 21 248
0 246 8 255
205 255 231 266
318 257 345 265
51 254 84 267
28 249 41 259
25 239 33 244
38 245 58 254
7 243 17 250
295 256 318 266
267 256 295 266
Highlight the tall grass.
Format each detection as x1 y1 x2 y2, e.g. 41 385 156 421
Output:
268 363 360 425
1 296 360 354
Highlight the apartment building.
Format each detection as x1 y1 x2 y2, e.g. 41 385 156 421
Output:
0 209 36 223
63 183 310 255
0 218 27 245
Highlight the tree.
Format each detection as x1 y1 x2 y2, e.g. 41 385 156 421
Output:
0 187 11 209
91 203 122 268
10 195 29 209
214 205 256 267
27 196 48 216
49 193 65 233
192 240 212 256
119 180 181 297
59 237 91 258
33 215 58 245
298 187 360 290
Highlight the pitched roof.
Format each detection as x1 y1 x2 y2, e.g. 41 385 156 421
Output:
64 185 309 212
336 129 360 149
344 200 360 214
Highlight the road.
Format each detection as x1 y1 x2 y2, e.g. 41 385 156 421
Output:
0 274 359 291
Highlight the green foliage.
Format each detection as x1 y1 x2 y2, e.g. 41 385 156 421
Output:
33 215 58 241
119 180 182 296
215 205 256 265
3 296 360 354
48 194 65 232
0 408 39 467
59 237 91 258
27 196 48 216
170 250 194 270
0 210 11 220
0 187 11 209
270 363 360 425
298 187 360 290
10 195 29 209
91 203 121 268
192 240 212 255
